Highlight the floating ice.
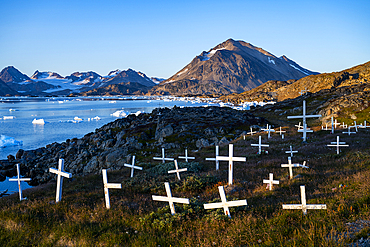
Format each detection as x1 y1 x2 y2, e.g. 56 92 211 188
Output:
88 116 101 121
111 110 128 117
3 116 15 120
74 116 83 121
32 118 45 124
0 135 23 148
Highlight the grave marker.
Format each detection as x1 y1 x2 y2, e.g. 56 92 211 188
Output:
178 149 195 162
168 160 187 180
49 159 72 203
9 163 31 201
153 148 174 163
285 145 298 157
102 169 122 209
282 185 327 215
263 173 279 190
205 145 220 170
124 156 143 178
281 157 308 179
216 144 246 185
343 126 356 135
152 182 190 215
340 122 348 129
247 127 257 136
276 126 286 136
327 136 349 154
251 136 269 155
261 124 275 139
203 186 248 218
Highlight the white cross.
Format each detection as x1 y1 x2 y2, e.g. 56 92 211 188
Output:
285 145 298 157
295 122 303 130
203 186 248 218
168 160 188 180
263 173 279 191
251 136 269 155
261 124 275 139
178 149 195 162
298 123 314 142
299 88 309 96
205 145 220 170
352 121 359 132
152 182 190 215
276 126 286 136
49 159 72 203
153 148 174 163
321 123 331 131
281 157 308 179
360 120 370 128
287 100 321 142
102 169 122 209
9 163 31 201
124 156 142 178
247 127 257 136
333 118 341 129
217 144 246 185
343 126 357 135
282 185 327 215
327 136 349 154
340 122 347 128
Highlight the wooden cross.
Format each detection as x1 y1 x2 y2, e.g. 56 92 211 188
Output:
9 163 31 201
217 144 246 185
281 157 308 179
287 100 321 142
276 126 286 136
340 122 348 128
153 148 174 163
261 124 275 139
203 186 248 218
205 145 220 170
327 136 349 154
251 136 269 155
102 169 122 209
178 149 195 162
49 159 72 203
299 88 309 96
263 173 279 190
343 126 356 135
124 155 143 177
168 160 187 180
152 182 190 215
285 145 298 157
295 122 303 130
282 185 327 215
247 127 257 136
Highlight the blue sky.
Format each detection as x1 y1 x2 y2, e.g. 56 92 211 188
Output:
1 0 369 78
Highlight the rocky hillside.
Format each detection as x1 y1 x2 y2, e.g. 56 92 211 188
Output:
0 106 268 185
148 39 317 95
0 78 17 96
71 81 152 96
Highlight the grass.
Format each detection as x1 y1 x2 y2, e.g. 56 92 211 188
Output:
1 127 370 246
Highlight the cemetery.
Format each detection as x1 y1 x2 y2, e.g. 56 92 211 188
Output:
0 102 369 246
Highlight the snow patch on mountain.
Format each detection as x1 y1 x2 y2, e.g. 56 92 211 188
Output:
200 48 227 61
289 64 309 76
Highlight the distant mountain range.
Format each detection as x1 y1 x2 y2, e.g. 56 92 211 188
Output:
0 38 318 96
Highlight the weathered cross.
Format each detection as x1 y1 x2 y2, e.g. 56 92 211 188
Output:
216 144 246 185
353 121 359 132
281 157 308 179
282 185 327 215
178 149 195 162
124 155 143 178
285 145 298 157
263 173 279 191
340 122 348 129
9 163 31 201
205 145 220 170
333 117 341 130
299 87 309 96
343 126 356 135
152 182 190 215
153 148 174 163
327 136 349 154
360 120 370 129
168 160 188 180
102 169 122 209
287 100 321 142
276 126 286 136
49 158 72 203
295 122 303 130
247 127 257 136
203 186 248 218
251 136 269 155
261 124 275 139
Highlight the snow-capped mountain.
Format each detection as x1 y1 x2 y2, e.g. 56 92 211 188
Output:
31 70 64 80
0 66 30 83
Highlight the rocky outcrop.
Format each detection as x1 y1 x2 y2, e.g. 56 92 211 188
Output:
0 106 268 185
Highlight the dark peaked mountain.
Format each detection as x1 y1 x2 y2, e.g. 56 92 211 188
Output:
0 66 30 83
0 78 18 96
101 69 156 88
148 39 318 95
31 70 64 80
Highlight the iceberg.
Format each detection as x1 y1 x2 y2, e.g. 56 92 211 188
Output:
3 116 15 120
0 135 23 148
74 116 83 121
111 110 128 118
32 118 45 124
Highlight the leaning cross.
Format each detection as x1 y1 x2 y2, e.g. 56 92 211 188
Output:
168 160 188 180
205 145 220 170
287 100 321 142
178 149 195 162
203 186 248 218
261 124 275 139
281 157 308 179
102 169 122 209
251 136 269 155
327 136 349 154
263 173 279 190
152 182 190 215
276 126 286 136
247 127 257 136
282 185 327 215
153 148 174 163
124 156 143 177
49 158 72 203
9 163 31 201
285 145 298 157
216 144 246 185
